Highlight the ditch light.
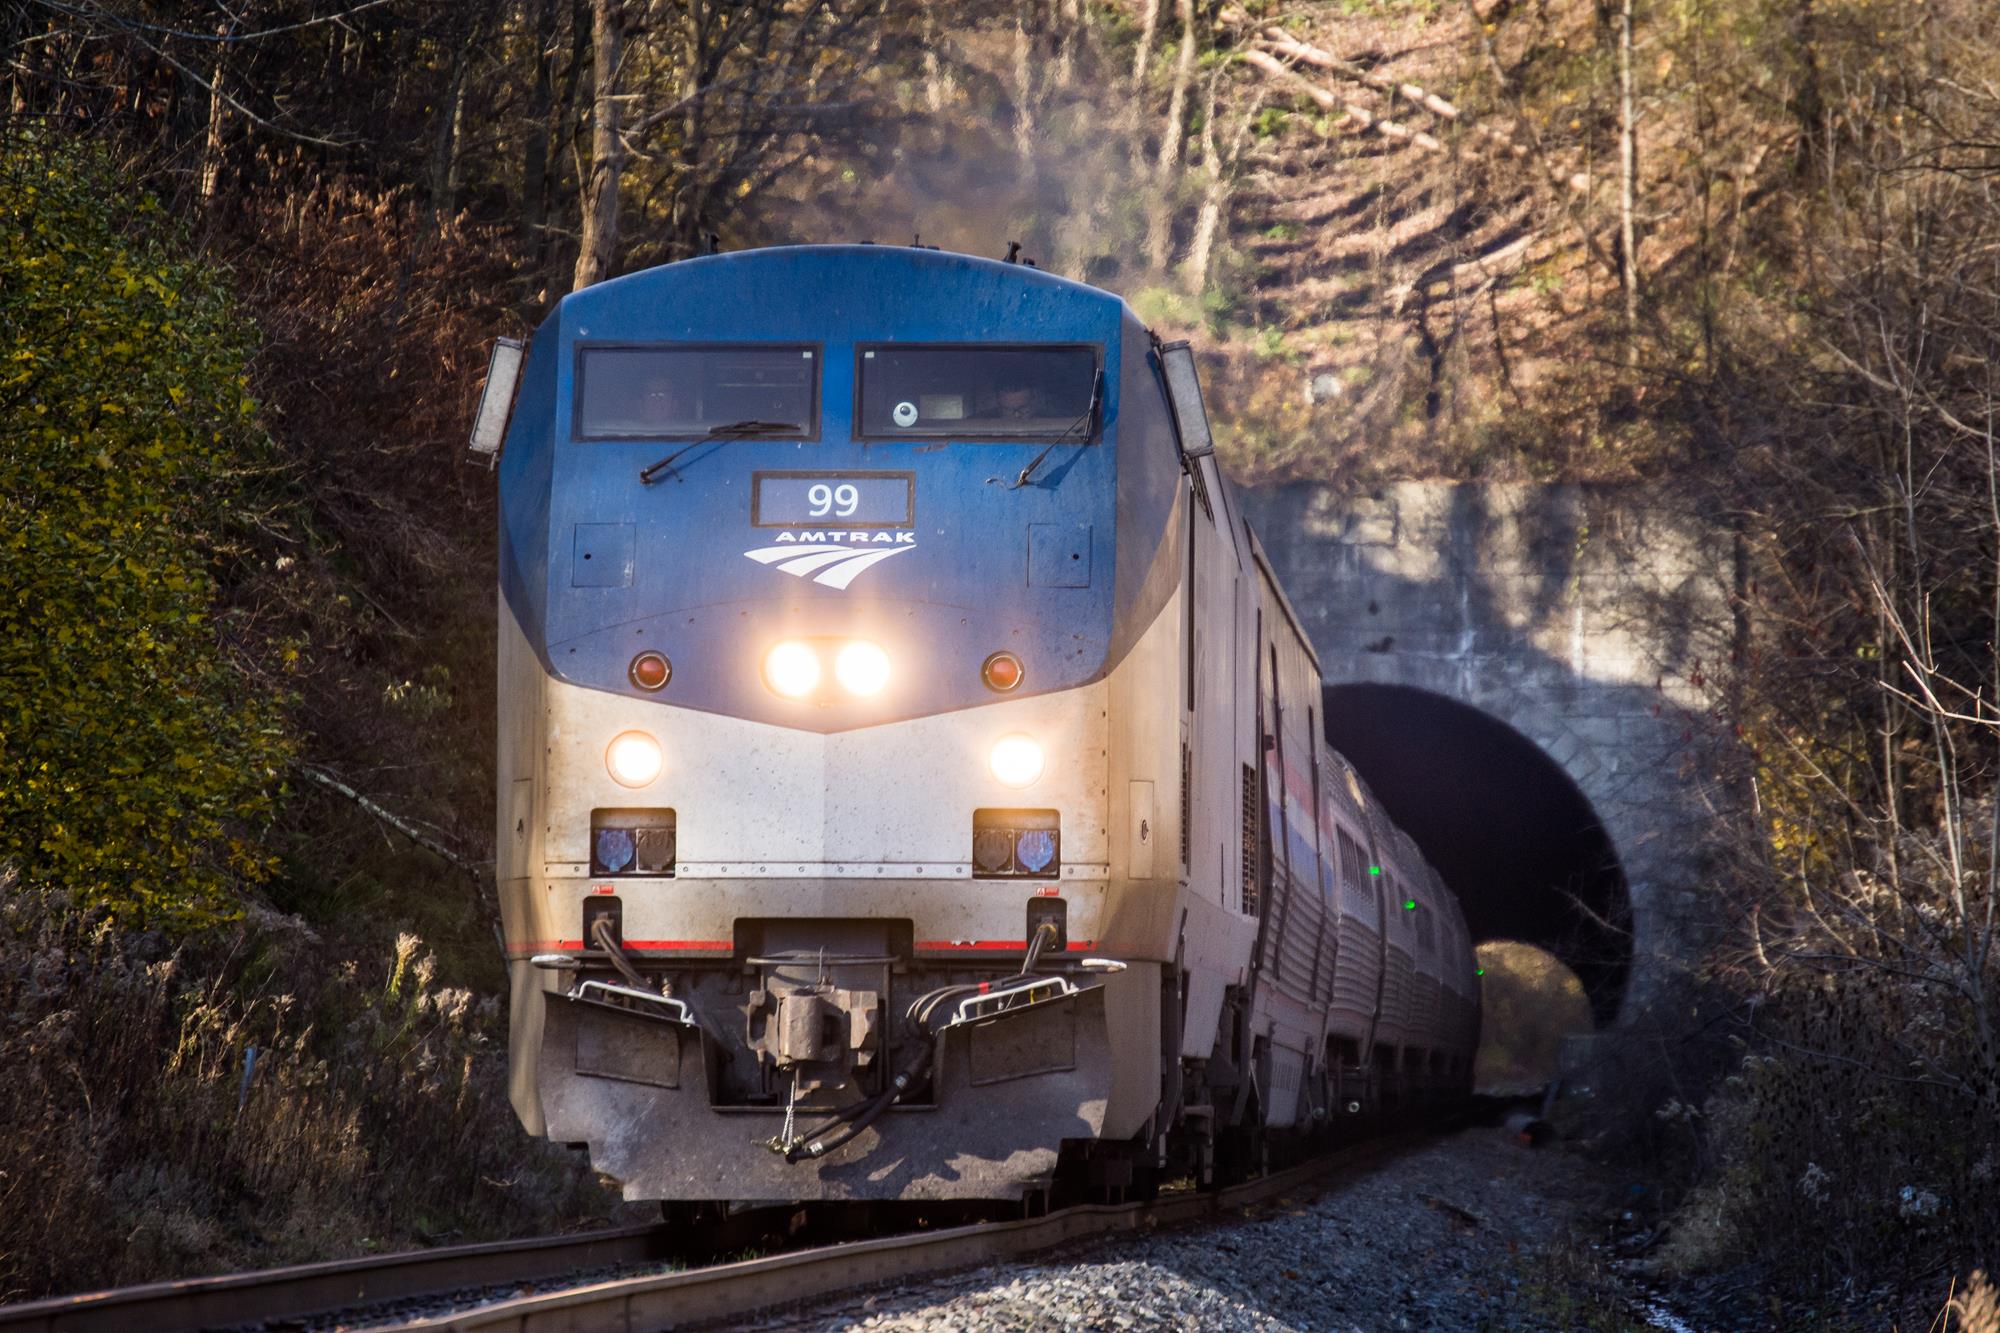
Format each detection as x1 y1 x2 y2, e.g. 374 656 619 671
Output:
989 734 1045 788
467 336 525 466
606 731 663 788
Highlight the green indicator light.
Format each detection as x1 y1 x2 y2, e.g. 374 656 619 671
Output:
1475 967 1486 976
1368 866 1382 876
1403 899 1417 910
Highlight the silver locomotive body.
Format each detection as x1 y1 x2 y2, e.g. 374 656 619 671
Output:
484 246 1478 1205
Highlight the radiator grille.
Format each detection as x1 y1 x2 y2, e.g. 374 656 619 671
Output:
1240 763 1261 917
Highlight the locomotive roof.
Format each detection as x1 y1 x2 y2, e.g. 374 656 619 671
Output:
552 243 1131 328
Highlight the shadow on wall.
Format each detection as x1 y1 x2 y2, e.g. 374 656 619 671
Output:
1242 480 1737 1032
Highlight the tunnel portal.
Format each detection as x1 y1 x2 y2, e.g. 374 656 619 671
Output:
1323 683 1632 1024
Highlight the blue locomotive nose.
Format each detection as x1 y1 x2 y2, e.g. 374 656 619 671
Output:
497 245 1180 736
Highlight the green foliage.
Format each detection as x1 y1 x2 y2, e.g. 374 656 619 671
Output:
1252 106 1291 139
0 136 289 927
1335 0 1435 16
1251 325 1293 360
1130 284 1205 329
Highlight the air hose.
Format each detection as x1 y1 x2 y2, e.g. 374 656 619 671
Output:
773 923 1063 1164
591 918 652 991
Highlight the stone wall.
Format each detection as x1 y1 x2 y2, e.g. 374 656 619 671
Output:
1239 481 1737 1023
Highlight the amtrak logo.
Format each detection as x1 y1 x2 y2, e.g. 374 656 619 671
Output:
744 531 916 590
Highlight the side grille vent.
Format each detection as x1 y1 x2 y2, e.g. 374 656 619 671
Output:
1240 763 1261 918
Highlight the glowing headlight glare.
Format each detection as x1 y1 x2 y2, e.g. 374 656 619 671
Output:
764 640 821 698
834 640 891 696
606 731 663 788
989 734 1045 789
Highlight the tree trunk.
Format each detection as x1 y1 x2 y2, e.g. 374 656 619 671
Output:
1155 0 1196 181
428 18 475 234
921 3 952 113
554 0 594 276
573 0 625 291
522 0 556 259
1126 0 1160 172
671 3 717 262
1618 0 1639 363
1130 0 1159 95
2 4 27 117
1146 0 1197 271
1183 79 1262 296
197 11 240 204
1180 71 1224 294
1012 3 1038 167
1052 0 1077 91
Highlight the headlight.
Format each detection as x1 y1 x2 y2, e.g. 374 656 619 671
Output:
834 640 891 696
989 734 1045 788
606 731 662 787
763 640 821 698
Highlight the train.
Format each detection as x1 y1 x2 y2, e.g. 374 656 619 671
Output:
472 244 1479 1211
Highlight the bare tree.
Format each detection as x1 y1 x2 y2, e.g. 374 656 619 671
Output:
1180 66 1263 296
1144 0 1196 271
1617 0 1638 362
196 6 243 203
573 0 626 289
615 0 887 265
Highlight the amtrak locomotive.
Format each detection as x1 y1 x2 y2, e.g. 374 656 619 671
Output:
475 245 1478 1207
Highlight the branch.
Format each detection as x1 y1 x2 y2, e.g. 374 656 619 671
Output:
30 0 397 43
1236 49 1442 151
77 18 360 149
296 762 483 880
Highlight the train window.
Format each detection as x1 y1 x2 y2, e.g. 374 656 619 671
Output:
573 344 818 440
1336 829 1376 922
856 344 1099 439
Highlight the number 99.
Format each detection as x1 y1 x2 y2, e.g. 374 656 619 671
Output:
807 483 860 517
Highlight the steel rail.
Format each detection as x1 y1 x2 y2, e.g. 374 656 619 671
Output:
0 1224 671 1333
387 1133 1424 1333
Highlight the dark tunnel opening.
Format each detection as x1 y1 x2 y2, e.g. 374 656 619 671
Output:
1322 683 1632 1025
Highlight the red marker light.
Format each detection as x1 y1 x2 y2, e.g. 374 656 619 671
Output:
629 651 671 691
981 651 1024 693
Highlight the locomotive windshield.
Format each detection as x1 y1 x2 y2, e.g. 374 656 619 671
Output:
575 345 817 439
857 344 1098 438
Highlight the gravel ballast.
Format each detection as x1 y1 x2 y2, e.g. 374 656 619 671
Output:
763 1125 1614 1332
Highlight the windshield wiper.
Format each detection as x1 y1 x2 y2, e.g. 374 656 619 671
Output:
640 420 801 485
1009 371 1104 490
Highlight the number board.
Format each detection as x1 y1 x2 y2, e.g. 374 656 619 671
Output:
752 472 914 529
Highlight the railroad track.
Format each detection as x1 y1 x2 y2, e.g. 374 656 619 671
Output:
0 1223 687 1333
0 1131 1432 1333
393 1132 1436 1332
